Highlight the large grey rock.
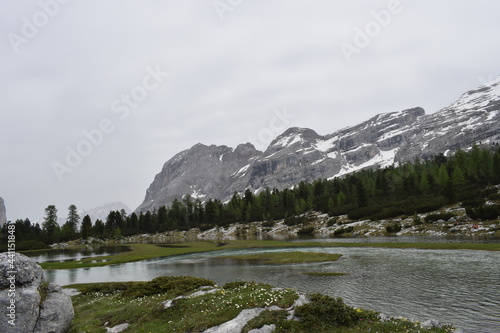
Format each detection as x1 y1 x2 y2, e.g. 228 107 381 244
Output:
0 197 6 226
0 253 74 333
136 78 500 213
0 252 44 289
34 283 74 333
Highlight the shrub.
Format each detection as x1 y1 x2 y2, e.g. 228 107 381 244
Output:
295 294 360 328
326 218 338 227
385 223 402 233
198 224 215 231
424 213 455 223
144 276 215 296
297 226 315 235
333 226 354 236
284 215 306 226
462 198 486 208
223 281 249 289
80 276 215 297
480 187 498 197
488 193 500 200
412 216 423 226
466 204 500 220
261 220 275 228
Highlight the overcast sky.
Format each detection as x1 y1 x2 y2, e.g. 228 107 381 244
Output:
1 1 499 223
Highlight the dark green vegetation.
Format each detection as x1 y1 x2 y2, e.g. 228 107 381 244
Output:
218 251 342 264
1 146 499 249
67 276 455 333
38 240 500 270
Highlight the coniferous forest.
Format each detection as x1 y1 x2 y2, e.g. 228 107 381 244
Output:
2 145 500 249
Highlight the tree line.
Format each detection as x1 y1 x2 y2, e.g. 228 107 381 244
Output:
2 145 500 248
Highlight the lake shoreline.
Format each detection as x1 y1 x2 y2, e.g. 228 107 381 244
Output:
35 237 500 270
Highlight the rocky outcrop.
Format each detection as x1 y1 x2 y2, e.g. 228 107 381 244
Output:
136 78 500 213
0 197 6 226
0 253 74 333
136 143 261 213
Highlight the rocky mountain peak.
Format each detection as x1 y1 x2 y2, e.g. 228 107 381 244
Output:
136 80 500 213
269 127 320 148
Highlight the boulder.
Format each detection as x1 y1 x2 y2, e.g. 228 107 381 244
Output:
0 197 6 226
0 253 74 333
421 319 442 329
34 283 75 333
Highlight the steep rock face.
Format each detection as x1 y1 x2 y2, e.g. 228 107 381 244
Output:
136 78 500 213
0 197 6 226
0 253 74 333
136 143 261 213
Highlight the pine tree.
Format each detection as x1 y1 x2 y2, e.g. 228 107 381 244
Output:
62 204 79 240
42 205 60 243
80 215 93 239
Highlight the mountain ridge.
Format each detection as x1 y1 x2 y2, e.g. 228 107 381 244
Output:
135 78 500 213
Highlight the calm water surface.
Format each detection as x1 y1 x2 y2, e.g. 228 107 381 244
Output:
43 242 500 333
26 245 130 263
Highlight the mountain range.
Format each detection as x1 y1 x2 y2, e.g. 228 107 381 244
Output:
79 202 131 222
135 78 500 213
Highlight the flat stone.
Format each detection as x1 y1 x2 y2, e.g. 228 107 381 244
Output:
421 319 442 329
203 308 266 333
106 323 130 333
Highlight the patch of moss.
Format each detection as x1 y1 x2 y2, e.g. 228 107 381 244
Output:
219 251 342 264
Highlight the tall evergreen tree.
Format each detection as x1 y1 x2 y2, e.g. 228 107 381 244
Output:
80 215 93 239
42 205 60 243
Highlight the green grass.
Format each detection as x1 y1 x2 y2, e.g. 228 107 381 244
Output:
39 240 500 270
302 272 349 276
68 277 298 333
67 276 455 333
218 251 342 264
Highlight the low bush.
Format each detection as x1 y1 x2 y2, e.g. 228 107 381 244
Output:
466 204 500 220
284 215 306 226
326 218 338 227
333 226 354 236
424 213 455 223
80 276 215 297
261 220 275 228
297 226 315 235
386 223 402 233
294 294 361 328
198 224 215 231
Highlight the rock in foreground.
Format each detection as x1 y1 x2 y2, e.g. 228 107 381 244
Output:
0 252 74 333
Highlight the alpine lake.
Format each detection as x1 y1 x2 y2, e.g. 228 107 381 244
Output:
27 236 500 333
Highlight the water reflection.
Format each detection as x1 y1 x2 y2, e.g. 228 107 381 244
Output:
25 245 131 263
45 246 500 332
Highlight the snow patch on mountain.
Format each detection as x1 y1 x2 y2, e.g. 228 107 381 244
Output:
80 202 131 222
